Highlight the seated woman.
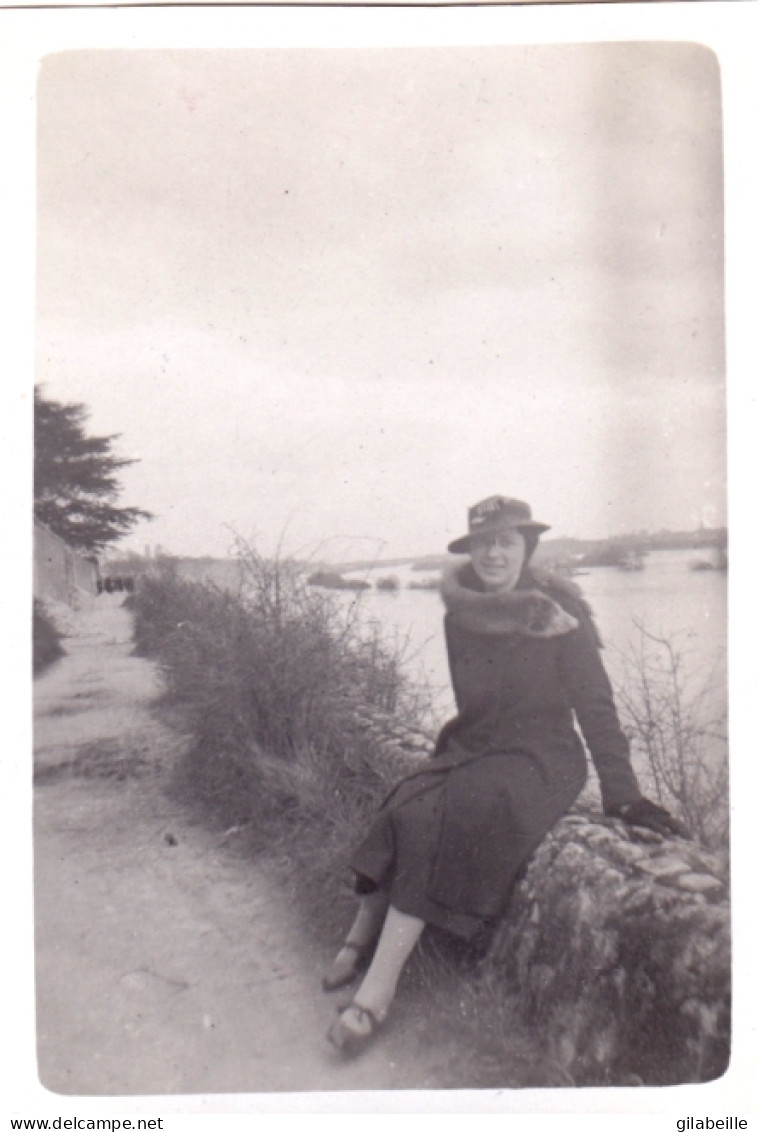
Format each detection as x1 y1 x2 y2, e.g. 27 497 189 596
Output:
324 495 687 1056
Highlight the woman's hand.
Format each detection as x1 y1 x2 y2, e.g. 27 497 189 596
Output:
610 797 691 839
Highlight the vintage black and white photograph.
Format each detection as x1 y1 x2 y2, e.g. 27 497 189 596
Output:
27 22 734 1104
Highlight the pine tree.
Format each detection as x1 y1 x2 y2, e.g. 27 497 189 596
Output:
34 385 153 552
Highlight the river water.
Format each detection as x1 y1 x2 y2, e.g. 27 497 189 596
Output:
336 548 728 733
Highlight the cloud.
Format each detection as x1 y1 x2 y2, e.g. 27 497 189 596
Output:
36 44 726 557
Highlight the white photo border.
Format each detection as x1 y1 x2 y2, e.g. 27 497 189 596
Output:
3 1 756 1123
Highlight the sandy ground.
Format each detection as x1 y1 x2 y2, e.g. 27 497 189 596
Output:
33 594 459 1098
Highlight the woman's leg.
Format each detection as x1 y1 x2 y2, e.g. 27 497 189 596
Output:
345 889 390 948
328 905 425 1049
323 889 390 990
334 889 390 958
351 904 425 1021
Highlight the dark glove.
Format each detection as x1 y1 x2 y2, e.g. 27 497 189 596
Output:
610 797 691 839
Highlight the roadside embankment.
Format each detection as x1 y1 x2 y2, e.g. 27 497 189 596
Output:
128 553 731 1087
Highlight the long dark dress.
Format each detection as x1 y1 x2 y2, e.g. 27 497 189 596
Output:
350 573 642 940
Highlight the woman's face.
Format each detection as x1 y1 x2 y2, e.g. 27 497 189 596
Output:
469 528 527 591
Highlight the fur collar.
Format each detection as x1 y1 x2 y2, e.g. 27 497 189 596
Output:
441 561 579 638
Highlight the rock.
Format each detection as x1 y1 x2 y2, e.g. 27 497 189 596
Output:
486 811 730 1086
633 856 690 879
675 873 724 895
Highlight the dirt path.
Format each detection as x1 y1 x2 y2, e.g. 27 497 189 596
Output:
33 595 455 1097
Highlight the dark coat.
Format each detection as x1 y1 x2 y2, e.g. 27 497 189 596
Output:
350 570 642 937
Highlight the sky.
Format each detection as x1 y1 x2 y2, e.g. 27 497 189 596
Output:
35 42 726 561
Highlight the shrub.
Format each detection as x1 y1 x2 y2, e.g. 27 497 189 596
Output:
33 598 66 675
130 546 425 927
613 623 728 848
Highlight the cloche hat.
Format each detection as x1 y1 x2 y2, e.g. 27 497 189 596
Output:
447 495 551 555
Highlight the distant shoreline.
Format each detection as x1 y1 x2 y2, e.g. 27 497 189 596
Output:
104 526 728 574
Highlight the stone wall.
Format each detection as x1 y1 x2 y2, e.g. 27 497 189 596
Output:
33 519 99 607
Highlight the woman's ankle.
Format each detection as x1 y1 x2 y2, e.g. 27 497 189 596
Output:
351 990 391 1024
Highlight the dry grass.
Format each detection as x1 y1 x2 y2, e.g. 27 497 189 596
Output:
130 547 422 940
